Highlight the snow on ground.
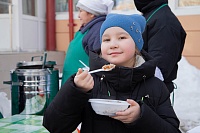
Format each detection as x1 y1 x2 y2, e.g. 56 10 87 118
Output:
173 56 200 133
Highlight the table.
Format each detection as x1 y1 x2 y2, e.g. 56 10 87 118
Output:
0 115 49 132
0 115 79 133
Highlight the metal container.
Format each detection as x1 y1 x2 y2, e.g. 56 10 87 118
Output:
3 53 59 115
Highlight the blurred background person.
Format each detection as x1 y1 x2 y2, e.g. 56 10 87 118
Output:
61 0 114 86
133 0 186 93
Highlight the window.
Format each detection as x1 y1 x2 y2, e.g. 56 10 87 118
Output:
22 0 36 16
56 0 67 12
178 0 200 7
113 0 135 11
0 0 12 14
55 0 136 13
55 0 78 12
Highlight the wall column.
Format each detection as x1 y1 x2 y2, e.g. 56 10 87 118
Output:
46 0 56 51
68 0 76 41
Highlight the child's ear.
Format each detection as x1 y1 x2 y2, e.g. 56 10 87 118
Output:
99 52 102 57
91 14 95 18
135 47 141 55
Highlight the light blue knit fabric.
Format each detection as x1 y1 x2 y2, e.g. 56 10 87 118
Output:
100 14 146 51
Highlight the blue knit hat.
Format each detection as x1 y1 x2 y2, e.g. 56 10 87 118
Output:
100 13 146 51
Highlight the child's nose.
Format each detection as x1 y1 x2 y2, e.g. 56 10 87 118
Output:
110 40 119 49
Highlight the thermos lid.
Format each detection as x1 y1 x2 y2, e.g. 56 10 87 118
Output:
16 52 56 69
16 61 56 69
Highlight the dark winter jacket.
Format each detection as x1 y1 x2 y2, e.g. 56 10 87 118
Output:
81 15 106 55
43 50 181 133
134 0 186 93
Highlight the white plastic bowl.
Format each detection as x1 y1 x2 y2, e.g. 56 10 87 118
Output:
89 99 130 116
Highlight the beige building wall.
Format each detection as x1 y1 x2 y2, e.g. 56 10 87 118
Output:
56 15 200 69
177 15 200 69
56 20 81 52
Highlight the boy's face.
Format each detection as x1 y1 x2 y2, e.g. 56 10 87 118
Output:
101 27 136 68
78 9 95 26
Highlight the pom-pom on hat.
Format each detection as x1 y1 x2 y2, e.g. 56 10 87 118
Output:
100 13 146 51
76 0 114 16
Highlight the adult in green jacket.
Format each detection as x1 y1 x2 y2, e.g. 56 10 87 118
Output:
61 0 114 86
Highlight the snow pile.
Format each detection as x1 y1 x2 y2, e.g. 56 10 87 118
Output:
187 126 200 133
0 92 11 118
173 56 200 133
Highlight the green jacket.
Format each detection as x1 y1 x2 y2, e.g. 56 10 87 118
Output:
61 31 88 86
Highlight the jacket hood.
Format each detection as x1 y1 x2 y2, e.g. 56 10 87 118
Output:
134 0 168 14
80 15 106 34
89 50 156 92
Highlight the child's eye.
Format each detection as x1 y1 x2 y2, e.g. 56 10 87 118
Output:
103 38 110 42
119 36 126 40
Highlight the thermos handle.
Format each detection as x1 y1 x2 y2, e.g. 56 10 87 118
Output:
31 56 43 61
3 81 12 85
42 52 47 69
3 81 23 86
31 52 47 69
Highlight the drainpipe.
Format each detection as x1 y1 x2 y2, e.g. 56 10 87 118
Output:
68 0 76 41
46 0 56 51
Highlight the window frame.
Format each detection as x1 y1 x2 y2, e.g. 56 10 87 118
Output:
169 0 200 16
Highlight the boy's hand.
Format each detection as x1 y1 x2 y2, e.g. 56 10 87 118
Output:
74 68 94 92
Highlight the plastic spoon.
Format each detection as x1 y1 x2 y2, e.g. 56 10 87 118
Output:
79 60 90 71
89 64 115 74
